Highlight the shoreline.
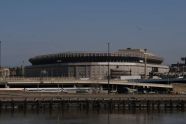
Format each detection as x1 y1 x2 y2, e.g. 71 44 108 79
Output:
0 91 186 110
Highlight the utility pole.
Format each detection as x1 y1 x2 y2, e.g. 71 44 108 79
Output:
107 42 110 94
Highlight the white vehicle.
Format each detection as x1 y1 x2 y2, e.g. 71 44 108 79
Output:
126 88 138 93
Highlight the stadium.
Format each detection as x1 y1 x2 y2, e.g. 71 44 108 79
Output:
25 48 169 79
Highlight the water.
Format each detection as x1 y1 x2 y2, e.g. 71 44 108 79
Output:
0 109 185 124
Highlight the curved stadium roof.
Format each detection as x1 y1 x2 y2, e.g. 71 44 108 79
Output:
29 48 163 65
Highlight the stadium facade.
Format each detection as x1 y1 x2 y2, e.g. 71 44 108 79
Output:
25 48 169 79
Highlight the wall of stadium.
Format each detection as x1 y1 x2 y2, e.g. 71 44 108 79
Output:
25 62 169 79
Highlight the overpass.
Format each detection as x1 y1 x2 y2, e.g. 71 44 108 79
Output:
0 77 173 89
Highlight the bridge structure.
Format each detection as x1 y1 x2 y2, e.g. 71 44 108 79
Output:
0 77 173 89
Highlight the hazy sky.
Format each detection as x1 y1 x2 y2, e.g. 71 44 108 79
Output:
0 0 186 66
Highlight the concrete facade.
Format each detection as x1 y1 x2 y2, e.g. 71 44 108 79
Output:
25 62 169 79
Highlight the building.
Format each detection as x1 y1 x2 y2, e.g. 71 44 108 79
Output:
25 48 169 79
0 68 10 78
9 67 24 77
170 57 186 76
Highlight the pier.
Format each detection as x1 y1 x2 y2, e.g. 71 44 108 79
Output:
0 91 186 111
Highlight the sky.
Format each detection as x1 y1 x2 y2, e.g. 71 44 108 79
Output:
0 0 186 66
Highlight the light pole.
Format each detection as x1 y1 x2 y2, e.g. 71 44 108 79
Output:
144 49 147 79
107 42 110 94
22 60 25 78
0 40 1 69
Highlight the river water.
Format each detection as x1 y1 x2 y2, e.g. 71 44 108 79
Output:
0 109 185 124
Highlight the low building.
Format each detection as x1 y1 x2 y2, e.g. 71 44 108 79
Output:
9 67 24 77
170 57 186 77
0 68 10 78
